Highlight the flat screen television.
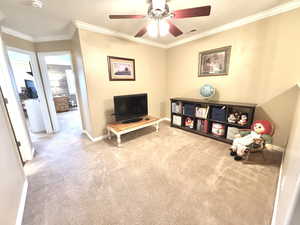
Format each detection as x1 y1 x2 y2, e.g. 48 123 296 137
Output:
114 93 148 123
25 79 38 99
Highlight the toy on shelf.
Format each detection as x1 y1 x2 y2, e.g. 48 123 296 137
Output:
234 112 241 120
227 111 243 124
227 113 237 123
238 113 248 126
185 117 194 129
229 120 273 161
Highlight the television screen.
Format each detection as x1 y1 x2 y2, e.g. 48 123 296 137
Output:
114 93 148 122
25 80 38 99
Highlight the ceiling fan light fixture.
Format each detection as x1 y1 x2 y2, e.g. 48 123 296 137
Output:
147 19 170 38
109 2 211 39
147 20 158 37
159 19 170 36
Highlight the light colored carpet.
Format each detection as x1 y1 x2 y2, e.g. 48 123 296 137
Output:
23 115 281 225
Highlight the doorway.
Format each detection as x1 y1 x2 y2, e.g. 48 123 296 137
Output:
0 42 54 161
7 49 52 143
38 51 82 136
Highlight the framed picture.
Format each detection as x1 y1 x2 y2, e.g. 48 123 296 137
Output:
107 56 135 81
198 46 231 77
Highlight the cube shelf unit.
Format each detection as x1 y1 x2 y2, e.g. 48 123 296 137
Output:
170 98 256 144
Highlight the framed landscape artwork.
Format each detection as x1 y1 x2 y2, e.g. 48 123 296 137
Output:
198 46 231 77
108 56 135 81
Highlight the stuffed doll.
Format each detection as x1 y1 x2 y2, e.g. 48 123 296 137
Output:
238 113 248 126
229 120 273 161
228 113 237 123
234 112 241 121
248 138 265 152
185 117 194 129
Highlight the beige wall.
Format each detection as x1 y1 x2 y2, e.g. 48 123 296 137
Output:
1 33 71 52
34 40 72 52
2 7 300 146
1 32 35 52
78 29 167 137
71 31 92 134
166 8 300 147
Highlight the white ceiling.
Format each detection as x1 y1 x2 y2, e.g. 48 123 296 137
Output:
0 0 288 44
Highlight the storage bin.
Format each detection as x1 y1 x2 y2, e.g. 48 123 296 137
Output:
172 102 182 114
211 106 226 122
227 127 240 140
172 115 182 126
195 106 209 118
183 104 194 116
196 119 209 133
211 123 225 137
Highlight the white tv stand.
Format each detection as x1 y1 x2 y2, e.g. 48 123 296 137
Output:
107 116 160 147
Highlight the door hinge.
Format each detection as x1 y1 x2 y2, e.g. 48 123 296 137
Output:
16 141 21 147
4 97 8 104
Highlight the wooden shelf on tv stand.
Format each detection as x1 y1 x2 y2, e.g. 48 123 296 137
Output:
107 116 160 147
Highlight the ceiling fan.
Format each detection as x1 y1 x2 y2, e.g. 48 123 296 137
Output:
109 0 211 38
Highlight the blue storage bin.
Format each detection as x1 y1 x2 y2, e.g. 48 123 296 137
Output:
211 107 226 122
183 104 194 116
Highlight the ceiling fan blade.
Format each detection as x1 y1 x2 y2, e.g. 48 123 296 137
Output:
135 26 147 38
173 6 211 19
109 15 146 19
167 20 183 37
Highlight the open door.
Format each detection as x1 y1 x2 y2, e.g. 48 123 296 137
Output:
0 37 34 161
0 86 24 165
38 52 60 132
38 51 83 134
7 47 54 135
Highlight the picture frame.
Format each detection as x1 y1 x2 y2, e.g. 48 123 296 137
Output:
198 46 231 77
107 56 135 81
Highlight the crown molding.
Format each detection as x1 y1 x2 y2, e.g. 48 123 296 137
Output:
1 26 34 42
167 0 300 48
73 20 167 49
1 26 73 43
34 23 76 42
34 34 73 42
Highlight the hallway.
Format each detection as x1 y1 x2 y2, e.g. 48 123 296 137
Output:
30 109 82 144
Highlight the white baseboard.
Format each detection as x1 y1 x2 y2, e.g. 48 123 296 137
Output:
83 117 170 142
82 130 108 142
272 145 284 152
271 145 286 225
15 179 28 225
160 117 171 122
